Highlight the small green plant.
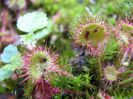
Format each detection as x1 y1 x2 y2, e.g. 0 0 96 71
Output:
0 44 22 81
17 11 53 49
103 38 119 61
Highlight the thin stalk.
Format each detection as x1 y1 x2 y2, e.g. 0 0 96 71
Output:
97 57 102 80
118 78 133 86
120 70 133 76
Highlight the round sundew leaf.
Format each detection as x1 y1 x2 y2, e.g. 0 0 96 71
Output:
17 11 48 33
30 64 43 82
81 24 105 46
104 66 119 81
121 24 133 36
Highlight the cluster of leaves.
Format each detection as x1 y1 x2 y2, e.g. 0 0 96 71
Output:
0 10 53 97
0 45 22 81
17 11 53 49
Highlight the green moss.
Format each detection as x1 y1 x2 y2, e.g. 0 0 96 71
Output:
103 38 119 61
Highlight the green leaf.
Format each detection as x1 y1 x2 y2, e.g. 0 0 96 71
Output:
20 32 36 49
35 20 53 40
0 54 22 81
17 11 48 32
20 20 53 49
0 44 19 63
0 69 12 81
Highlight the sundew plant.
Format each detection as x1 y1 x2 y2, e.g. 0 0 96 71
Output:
0 0 133 99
